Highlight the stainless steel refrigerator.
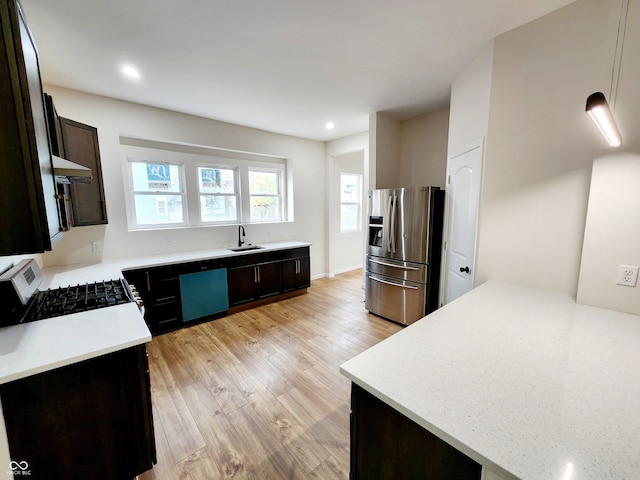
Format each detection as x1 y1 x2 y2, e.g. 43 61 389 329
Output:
365 186 444 325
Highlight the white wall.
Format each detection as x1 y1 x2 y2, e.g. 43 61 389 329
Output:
371 112 401 188
476 0 615 295
576 0 640 315
444 41 494 297
399 108 449 188
41 86 328 277
447 42 493 159
370 109 449 190
577 154 640 315
331 151 365 275
326 132 369 276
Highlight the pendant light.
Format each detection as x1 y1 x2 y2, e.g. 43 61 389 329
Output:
585 0 628 148
586 92 621 147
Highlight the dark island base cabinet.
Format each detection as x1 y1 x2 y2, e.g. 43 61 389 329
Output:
0 345 156 480
350 383 481 480
123 246 311 336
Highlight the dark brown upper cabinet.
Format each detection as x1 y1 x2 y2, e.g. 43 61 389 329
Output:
59 117 108 226
0 0 63 255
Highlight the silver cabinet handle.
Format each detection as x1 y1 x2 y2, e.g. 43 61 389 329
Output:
369 275 418 290
369 258 419 271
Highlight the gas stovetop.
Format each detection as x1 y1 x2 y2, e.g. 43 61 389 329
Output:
25 279 135 321
0 259 136 327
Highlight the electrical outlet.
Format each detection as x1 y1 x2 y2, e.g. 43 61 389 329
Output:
91 241 102 252
616 265 639 287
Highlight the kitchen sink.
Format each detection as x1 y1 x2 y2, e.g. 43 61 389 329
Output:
228 245 264 252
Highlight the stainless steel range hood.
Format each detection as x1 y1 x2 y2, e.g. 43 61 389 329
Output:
52 155 92 184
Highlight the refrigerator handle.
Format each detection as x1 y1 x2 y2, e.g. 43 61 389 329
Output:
369 275 419 290
389 195 397 253
385 195 393 253
369 258 419 270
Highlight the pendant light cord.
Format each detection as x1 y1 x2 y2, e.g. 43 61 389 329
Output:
609 0 629 112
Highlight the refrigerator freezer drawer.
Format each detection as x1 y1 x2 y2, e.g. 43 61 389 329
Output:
365 273 427 325
366 255 428 283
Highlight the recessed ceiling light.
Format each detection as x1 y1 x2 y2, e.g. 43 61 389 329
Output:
325 122 334 130
121 65 140 80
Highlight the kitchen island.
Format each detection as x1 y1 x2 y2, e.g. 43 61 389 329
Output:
341 281 640 480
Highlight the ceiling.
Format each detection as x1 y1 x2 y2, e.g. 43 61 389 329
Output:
20 0 576 141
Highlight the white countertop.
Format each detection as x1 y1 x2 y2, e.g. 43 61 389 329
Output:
340 281 640 480
0 241 310 385
39 241 311 288
0 303 149 385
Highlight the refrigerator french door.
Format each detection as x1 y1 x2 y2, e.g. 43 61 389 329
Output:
365 186 444 325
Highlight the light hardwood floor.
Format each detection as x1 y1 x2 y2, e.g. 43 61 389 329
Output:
139 269 402 480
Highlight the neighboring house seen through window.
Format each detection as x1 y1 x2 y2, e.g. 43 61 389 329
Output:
129 160 186 227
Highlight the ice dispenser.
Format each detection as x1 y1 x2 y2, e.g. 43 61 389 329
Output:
368 216 383 247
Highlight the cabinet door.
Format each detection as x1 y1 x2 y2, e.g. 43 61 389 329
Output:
283 256 311 292
256 260 282 299
227 264 258 306
0 0 62 255
59 118 108 226
0 345 156 480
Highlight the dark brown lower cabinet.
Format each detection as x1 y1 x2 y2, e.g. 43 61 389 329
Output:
0 345 156 480
350 383 481 480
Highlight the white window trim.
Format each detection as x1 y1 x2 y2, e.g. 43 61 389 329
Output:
247 166 284 223
125 157 187 230
120 138 291 231
196 163 241 225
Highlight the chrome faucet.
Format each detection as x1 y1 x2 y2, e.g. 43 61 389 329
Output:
238 224 246 247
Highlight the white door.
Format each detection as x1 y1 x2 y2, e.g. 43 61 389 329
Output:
444 141 483 304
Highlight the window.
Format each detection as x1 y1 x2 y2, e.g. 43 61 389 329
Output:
122 138 289 230
128 159 185 227
249 168 283 222
340 173 362 232
198 166 239 223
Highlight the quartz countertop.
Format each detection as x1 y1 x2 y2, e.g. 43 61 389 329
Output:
38 241 311 288
340 281 640 480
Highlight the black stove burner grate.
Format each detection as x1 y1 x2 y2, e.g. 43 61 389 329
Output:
26 278 135 321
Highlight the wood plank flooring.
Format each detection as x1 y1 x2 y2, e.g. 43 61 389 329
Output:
139 269 402 480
